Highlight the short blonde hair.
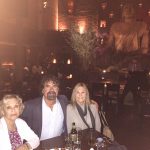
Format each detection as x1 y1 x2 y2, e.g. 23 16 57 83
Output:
71 82 91 105
0 94 24 117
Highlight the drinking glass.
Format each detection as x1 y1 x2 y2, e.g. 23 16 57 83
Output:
74 139 81 150
96 137 107 150
65 134 73 150
73 127 82 150
88 128 96 147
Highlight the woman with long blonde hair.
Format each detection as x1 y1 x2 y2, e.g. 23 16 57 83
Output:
67 82 101 133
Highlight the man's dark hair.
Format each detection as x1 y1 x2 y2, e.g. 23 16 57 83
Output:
40 74 60 91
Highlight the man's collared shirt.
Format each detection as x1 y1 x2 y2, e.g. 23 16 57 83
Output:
40 97 64 141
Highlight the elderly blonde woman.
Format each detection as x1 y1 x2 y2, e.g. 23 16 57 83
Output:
67 82 101 133
0 94 40 150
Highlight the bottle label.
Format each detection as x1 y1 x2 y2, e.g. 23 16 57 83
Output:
71 134 77 142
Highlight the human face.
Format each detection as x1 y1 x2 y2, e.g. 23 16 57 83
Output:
43 81 59 101
3 98 20 121
122 5 135 19
75 86 86 104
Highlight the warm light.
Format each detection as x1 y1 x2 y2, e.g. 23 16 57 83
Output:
1 62 14 67
120 3 123 8
67 74 73 79
148 9 150 16
102 70 106 73
43 0 48 8
100 2 107 10
104 83 107 88
138 3 143 7
52 58 57 64
41 71 44 74
100 20 106 28
78 21 86 34
67 0 74 14
102 77 105 80
109 11 114 18
24 66 29 71
101 38 104 45
59 23 67 31
67 59 71 64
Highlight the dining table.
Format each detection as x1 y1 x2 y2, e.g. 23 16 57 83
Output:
35 129 127 150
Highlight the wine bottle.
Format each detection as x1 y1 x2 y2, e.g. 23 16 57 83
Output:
70 122 77 142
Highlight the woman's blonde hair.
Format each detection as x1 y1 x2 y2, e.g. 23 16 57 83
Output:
0 94 24 117
71 82 91 105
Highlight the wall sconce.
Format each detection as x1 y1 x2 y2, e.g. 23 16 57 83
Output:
100 20 106 28
100 2 107 10
101 77 105 80
104 83 107 88
41 71 44 75
43 0 48 9
67 0 74 14
52 58 57 64
138 3 143 7
67 74 73 79
78 20 86 34
109 11 114 18
67 59 71 64
120 3 123 8
148 9 150 16
59 23 67 31
100 38 104 45
102 70 106 73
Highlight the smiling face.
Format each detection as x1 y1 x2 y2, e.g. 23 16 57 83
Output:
3 98 21 122
75 86 87 104
42 80 59 101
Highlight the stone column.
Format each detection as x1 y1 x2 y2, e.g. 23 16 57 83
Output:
48 0 58 30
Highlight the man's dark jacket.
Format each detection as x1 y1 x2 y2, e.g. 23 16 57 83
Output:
21 95 68 138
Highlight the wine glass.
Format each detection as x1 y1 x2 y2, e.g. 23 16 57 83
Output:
73 127 82 150
88 128 96 147
65 134 73 149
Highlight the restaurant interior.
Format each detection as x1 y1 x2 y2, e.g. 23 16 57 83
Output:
0 0 150 150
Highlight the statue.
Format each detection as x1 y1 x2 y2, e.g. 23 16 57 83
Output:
107 3 149 54
106 4 149 112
